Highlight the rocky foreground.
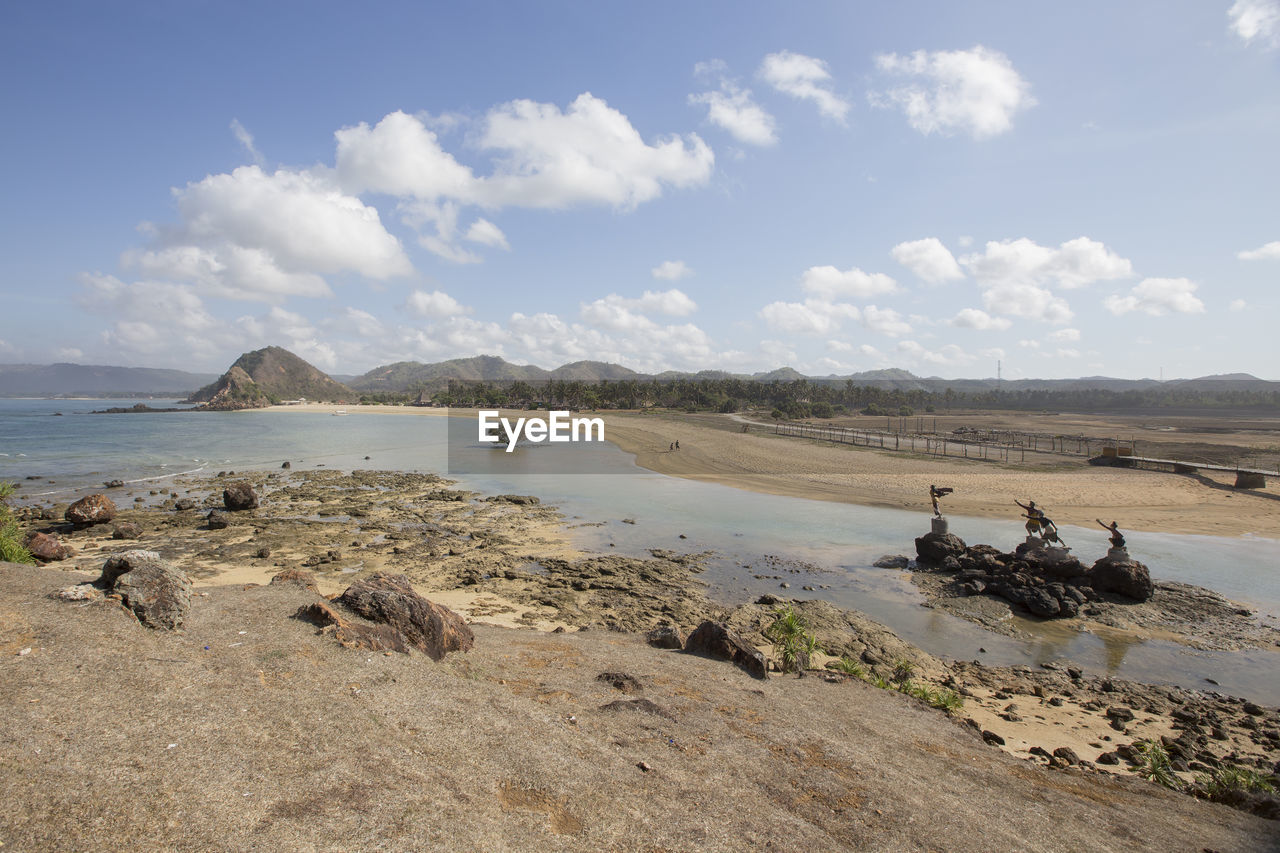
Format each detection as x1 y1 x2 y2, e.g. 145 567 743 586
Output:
2 560 1277 852
6 469 1280 848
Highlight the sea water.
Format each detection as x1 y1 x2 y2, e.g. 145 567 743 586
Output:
3 400 1278 701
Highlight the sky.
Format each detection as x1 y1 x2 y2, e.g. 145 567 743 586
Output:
1 0 1278 380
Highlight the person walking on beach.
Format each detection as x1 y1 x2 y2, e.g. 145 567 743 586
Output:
1015 499 1045 537
1097 519 1126 549
669 442 674 452
675 440 680 450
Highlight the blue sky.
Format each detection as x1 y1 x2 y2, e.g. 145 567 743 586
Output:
2 0 1278 379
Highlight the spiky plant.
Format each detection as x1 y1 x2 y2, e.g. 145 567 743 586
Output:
831 656 866 679
891 658 917 684
0 482 34 565
1198 764 1277 798
1132 739 1181 790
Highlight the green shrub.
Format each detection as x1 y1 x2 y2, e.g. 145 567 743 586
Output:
0 482 34 565
1198 763 1277 798
831 656 865 679
1131 739 1181 790
766 605 816 675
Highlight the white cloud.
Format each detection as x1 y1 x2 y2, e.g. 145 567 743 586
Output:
862 305 912 337
176 165 413 279
1238 240 1280 260
758 51 850 121
1048 327 1081 342
474 93 714 210
981 282 1074 324
689 73 778 146
236 307 338 371
406 289 470 318
759 300 859 335
1054 348 1081 359
230 119 265 167
80 273 222 358
1229 298 1248 311
827 339 854 352
1018 339 1040 349
122 244 333 302
652 260 692 280
895 340 972 366
581 290 698 329
465 218 510 250
871 46 1035 138
800 265 897 300
952 308 1012 331
891 238 963 283
961 237 1132 289
335 110 476 200
1104 278 1206 316
1229 0 1280 47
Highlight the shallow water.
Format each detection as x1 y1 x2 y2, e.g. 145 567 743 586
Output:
4 401 1278 701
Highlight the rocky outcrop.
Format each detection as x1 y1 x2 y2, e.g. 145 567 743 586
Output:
645 624 686 649
914 532 966 565
206 509 231 530
296 600 408 653
684 620 767 679
334 573 474 661
185 346 354 409
23 531 69 561
65 494 117 526
223 482 258 511
1090 552 1155 602
269 569 320 594
95 550 191 630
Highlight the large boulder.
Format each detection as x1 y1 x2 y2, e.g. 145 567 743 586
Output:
914 531 967 566
206 509 231 530
223 481 258 511
23 531 69 562
684 620 767 679
336 573 474 661
645 624 686 649
95 550 191 629
296 599 408 653
65 494 117 526
1089 554 1154 602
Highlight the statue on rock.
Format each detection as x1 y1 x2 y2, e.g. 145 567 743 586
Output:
929 484 953 518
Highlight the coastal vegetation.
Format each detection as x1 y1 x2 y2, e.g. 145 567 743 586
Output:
0 482 34 564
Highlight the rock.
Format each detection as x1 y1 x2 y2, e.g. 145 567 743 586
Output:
1024 588 1061 618
684 620 768 679
599 698 673 720
1053 747 1081 765
254 547 271 559
486 494 540 505
645 624 686 650
173 498 197 511
873 554 910 569
296 600 408 653
103 479 125 489
65 494 117 526
914 531 967 565
95 550 191 630
1106 706 1136 723
223 481 259 511
23 531 69 562
55 584 102 602
1096 751 1120 765
337 573 474 661
206 510 231 530
269 569 320 594
982 730 1006 746
1089 554 1154 602
281 461 291 469
596 672 642 694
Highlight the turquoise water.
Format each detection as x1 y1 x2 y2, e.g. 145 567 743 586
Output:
3 399 1278 701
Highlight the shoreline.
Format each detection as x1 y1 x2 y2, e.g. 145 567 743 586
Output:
260 403 1280 539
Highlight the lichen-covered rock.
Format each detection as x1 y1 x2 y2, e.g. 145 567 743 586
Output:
684 620 767 679
223 481 258 511
96 550 191 629
23 531 69 562
65 494 117 526
337 573 474 661
645 624 686 650
111 522 142 540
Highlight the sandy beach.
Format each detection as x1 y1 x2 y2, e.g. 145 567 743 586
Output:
264 404 1280 539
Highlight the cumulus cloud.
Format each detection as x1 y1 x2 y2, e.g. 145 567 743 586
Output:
121 244 333 302
861 305 912 337
758 51 850 121
1238 240 1280 260
759 300 859 335
981 282 1073 324
236 307 338 370
652 260 692 280
406 289 469 318
473 93 714 210
464 218 510 250
689 65 778 146
1229 0 1280 47
891 237 963 283
1103 278 1206 316
895 340 973 367
952 308 1012 331
230 119 265 166
800 265 897 300
80 273 221 358
961 237 1132 289
335 111 476 200
870 46 1035 138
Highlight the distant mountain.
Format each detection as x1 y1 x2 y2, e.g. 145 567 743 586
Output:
350 356 550 391
0 363 218 397
751 367 807 382
548 361 639 381
185 346 354 409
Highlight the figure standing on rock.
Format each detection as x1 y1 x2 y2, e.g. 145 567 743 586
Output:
1015 499 1046 537
929 484 953 517
1097 519 1126 549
